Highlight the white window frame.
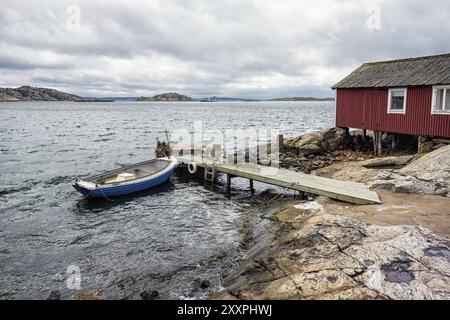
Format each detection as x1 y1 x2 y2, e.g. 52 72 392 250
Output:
431 85 450 115
387 88 407 114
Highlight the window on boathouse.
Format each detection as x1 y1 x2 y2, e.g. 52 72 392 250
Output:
388 88 407 114
432 86 450 114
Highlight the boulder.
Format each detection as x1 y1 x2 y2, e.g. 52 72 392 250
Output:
372 145 450 196
400 145 450 174
363 155 414 168
285 128 351 156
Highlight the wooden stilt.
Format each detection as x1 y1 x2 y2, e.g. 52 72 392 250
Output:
226 174 231 195
373 131 378 155
256 137 260 164
391 133 397 150
298 191 305 200
233 136 238 164
362 129 367 143
373 131 383 156
249 179 255 194
377 132 383 156
277 134 284 153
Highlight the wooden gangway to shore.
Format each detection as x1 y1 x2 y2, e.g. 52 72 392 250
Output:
176 155 382 205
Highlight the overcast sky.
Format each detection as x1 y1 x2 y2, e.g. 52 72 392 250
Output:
0 0 449 98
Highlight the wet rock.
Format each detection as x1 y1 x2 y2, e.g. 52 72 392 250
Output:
381 259 414 283
200 280 210 289
70 290 102 300
47 290 61 300
140 289 159 300
424 246 450 261
193 278 211 290
215 203 450 300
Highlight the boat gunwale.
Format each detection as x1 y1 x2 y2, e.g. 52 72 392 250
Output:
75 157 177 190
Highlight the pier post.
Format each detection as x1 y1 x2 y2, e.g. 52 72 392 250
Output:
234 136 238 164
245 137 249 163
362 130 367 143
391 133 397 150
373 131 377 155
249 179 255 194
277 134 284 153
256 136 260 163
212 144 221 161
373 131 382 156
226 174 231 195
378 132 383 156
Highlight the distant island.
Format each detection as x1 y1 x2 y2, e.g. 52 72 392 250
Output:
270 97 335 102
136 93 193 101
198 96 334 102
0 86 84 102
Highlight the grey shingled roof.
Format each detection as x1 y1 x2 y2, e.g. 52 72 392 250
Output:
332 53 450 89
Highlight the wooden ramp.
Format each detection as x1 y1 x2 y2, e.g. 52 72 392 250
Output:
177 156 381 205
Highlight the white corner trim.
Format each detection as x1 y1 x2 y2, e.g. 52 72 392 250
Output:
387 88 407 114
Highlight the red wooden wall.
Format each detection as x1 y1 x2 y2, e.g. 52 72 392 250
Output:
336 87 450 137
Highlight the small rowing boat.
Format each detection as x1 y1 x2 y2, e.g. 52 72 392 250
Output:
73 157 178 199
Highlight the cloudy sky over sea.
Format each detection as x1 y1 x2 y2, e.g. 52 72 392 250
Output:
1 0 449 98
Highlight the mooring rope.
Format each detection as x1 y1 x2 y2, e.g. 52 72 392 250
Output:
99 186 115 202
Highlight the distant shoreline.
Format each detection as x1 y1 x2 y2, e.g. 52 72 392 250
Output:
0 86 335 102
1 98 336 103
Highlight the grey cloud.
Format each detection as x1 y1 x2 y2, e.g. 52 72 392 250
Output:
0 0 449 98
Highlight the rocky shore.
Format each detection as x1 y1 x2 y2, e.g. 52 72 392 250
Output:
211 129 450 300
212 196 450 300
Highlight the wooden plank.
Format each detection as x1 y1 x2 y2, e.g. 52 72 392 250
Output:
176 155 381 205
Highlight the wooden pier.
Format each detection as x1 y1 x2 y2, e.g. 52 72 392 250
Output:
176 155 381 205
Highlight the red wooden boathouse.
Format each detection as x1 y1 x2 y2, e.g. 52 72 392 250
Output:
332 53 450 153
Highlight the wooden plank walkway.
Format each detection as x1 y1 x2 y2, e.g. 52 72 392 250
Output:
177 156 381 205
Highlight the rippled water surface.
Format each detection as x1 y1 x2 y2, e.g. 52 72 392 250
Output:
0 101 335 299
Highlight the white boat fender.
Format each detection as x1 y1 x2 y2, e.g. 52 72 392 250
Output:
188 162 198 175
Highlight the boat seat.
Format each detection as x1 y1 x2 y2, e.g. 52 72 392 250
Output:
134 168 157 176
105 173 136 184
